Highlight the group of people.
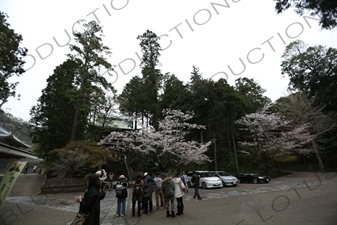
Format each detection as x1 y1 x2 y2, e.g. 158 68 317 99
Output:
71 169 202 224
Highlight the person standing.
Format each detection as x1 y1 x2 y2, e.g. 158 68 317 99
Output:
33 165 37 173
131 174 144 217
72 174 106 225
142 172 156 214
162 174 175 218
95 169 107 191
23 163 29 175
115 175 128 217
191 171 202 200
172 172 185 216
154 173 166 210
182 171 188 192
107 172 115 191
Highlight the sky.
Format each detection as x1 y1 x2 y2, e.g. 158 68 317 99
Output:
1 0 336 122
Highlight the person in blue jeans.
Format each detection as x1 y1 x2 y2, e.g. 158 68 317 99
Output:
115 175 128 217
191 171 202 200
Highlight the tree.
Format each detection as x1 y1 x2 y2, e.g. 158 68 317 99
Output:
49 141 109 178
137 30 163 130
275 92 337 171
281 40 337 113
101 109 212 172
235 107 315 167
30 59 82 160
235 77 271 113
273 0 337 29
118 76 147 130
159 73 189 112
67 21 114 141
0 12 28 108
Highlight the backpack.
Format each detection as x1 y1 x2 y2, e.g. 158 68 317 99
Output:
162 179 174 198
133 182 142 196
115 182 123 195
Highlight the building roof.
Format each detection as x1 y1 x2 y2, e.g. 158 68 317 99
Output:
0 127 40 160
0 127 31 148
109 120 133 130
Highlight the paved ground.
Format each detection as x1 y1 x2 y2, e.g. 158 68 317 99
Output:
0 172 336 225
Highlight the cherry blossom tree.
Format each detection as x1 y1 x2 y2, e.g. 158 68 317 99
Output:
100 109 212 171
235 107 315 165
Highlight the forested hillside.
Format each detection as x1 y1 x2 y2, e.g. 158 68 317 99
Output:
0 111 33 146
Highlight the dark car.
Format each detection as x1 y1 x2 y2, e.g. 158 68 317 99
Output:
236 172 270 184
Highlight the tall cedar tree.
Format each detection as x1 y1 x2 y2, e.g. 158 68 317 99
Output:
137 30 162 130
67 21 114 141
0 12 27 108
30 60 85 160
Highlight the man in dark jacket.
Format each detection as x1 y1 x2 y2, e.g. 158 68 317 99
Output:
191 171 202 200
142 173 157 214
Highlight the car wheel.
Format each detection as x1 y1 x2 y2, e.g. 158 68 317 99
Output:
253 178 258 184
222 181 226 186
202 182 207 189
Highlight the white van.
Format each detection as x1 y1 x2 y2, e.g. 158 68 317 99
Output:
186 171 223 189
211 171 239 187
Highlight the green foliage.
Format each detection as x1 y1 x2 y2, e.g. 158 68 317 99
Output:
274 0 337 29
67 21 114 141
281 40 337 113
137 30 163 130
48 141 109 178
29 59 83 160
0 12 28 108
273 155 298 163
235 77 271 113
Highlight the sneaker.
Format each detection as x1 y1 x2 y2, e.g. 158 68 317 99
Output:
115 213 120 217
121 214 125 217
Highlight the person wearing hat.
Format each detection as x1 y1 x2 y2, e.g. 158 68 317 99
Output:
142 172 156 214
115 175 128 217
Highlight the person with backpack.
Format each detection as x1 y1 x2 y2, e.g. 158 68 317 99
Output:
162 174 176 218
131 174 144 217
115 175 128 217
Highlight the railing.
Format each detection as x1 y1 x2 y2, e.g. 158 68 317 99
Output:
41 177 86 193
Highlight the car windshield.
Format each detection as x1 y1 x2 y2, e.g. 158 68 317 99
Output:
217 171 231 176
204 172 217 177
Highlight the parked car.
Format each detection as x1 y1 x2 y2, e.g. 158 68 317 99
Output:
186 171 223 189
211 171 240 187
236 172 270 184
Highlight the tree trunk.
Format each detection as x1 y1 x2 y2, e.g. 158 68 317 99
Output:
213 132 217 171
231 123 240 174
200 130 203 143
70 98 81 141
312 141 325 172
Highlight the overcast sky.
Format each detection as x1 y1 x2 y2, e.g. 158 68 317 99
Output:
1 0 336 122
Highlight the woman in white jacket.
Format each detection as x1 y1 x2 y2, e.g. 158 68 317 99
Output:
172 172 185 216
